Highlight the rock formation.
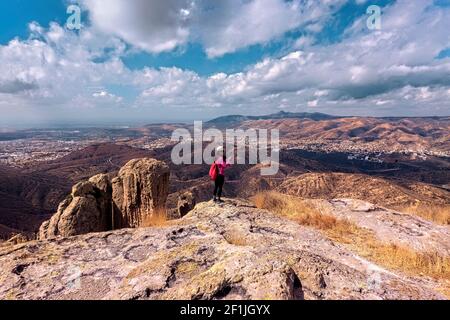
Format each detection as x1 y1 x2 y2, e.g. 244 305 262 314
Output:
1 199 447 300
38 158 169 239
177 191 197 217
38 175 112 239
112 158 170 229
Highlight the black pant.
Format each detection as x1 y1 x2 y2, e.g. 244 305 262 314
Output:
214 174 225 198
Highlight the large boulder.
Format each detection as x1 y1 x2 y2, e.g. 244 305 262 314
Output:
38 175 112 239
111 158 170 229
38 158 170 239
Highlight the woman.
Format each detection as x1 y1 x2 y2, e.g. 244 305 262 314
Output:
213 148 231 203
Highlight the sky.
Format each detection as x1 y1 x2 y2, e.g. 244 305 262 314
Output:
0 0 449 127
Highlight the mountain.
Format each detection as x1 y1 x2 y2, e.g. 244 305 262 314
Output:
237 116 450 152
1 138 448 238
1 155 449 300
207 111 450 128
206 111 337 127
1 111 449 240
206 112 450 153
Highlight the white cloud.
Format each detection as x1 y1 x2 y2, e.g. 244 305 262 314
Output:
83 0 192 53
196 0 305 57
82 0 348 57
1 0 450 126
135 0 450 115
308 100 318 107
0 22 131 124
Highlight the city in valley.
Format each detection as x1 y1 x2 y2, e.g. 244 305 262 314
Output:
1 114 449 168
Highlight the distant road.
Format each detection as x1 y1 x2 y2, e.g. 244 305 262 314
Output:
363 168 401 173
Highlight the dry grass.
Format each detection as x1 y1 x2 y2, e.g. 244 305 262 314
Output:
141 208 170 228
252 191 450 282
367 244 450 278
253 191 356 233
396 204 450 225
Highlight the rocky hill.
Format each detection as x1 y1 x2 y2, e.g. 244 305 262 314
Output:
0 199 448 300
1 138 449 240
206 111 336 128
277 173 450 208
237 116 450 152
38 158 170 239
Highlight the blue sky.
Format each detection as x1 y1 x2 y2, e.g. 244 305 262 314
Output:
0 0 449 127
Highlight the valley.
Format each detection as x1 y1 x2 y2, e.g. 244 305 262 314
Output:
0 112 449 300
0 112 449 240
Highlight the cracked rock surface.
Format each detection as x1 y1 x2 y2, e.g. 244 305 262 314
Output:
0 199 446 300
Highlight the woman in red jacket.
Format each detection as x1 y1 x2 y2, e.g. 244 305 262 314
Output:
213 150 231 203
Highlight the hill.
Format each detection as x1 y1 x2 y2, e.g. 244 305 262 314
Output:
237 117 450 151
28 143 156 182
206 111 337 127
0 164 68 238
277 172 450 208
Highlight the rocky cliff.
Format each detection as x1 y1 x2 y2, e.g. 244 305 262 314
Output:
0 199 447 300
38 158 169 239
111 158 170 229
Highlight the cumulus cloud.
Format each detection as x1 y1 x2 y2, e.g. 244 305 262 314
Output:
1 0 450 126
0 22 131 122
82 0 348 57
195 0 323 57
0 79 38 94
135 0 450 115
82 0 193 53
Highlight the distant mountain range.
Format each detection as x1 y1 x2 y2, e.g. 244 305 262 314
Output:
206 111 450 128
206 111 338 127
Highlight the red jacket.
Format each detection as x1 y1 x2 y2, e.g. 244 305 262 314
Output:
215 157 231 175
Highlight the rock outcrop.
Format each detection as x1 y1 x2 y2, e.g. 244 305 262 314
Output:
112 158 170 229
177 191 197 217
38 175 112 239
1 199 446 300
38 158 169 239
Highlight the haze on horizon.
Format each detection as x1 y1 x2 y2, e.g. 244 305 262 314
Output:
1 0 450 128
